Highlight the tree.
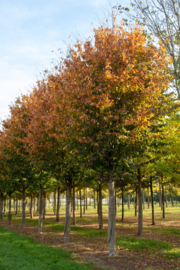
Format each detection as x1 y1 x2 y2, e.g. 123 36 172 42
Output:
118 0 180 98
61 22 172 255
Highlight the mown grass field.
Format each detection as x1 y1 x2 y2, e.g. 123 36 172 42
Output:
1 202 180 269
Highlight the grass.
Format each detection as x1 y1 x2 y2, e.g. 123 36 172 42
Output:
2 202 180 269
0 226 97 270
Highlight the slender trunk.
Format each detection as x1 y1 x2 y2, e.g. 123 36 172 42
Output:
148 188 150 209
127 192 130 210
107 168 116 256
15 196 18 215
3 198 6 214
37 196 39 214
171 195 174 206
56 186 60 222
73 185 76 225
115 188 117 216
121 187 124 221
83 188 85 214
137 168 143 236
97 190 99 214
159 183 162 208
135 190 137 217
80 190 82 218
94 189 96 209
43 191 46 219
53 190 56 215
142 189 145 210
0 193 3 222
18 198 20 212
176 196 177 206
8 194 12 225
38 187 43 234
162 183 165 219
86 189 88 210
150 176 155 225
98 183 103 229
64 180 72 243
20 189 26 228
30 193 33 219
34 198 36 212
76 194 79 210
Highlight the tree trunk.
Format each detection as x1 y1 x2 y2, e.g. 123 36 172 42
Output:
38 187 43 234
171 195 174 206
56 186 60 222
137 168 143 236
142 189 145 210
80 190 82 218
64 180 72 243
15 196 18 215
20 189 26 228
94 189 96 209
98 183 103 229
97 190 99 215
135 190 137 217
8 194 12 225
150 176 155 225
148 188 150 209
0 193 3 222
127 192 130 210
43 191 46 219
83 188 86 214
34 197 36 212
121 187 124 221
162 183 165 219
53 190 56 215
3 198 6 214
159 183 162 208
107 168 116 256
86 188 88 210
30 193 33 219
73 185 76 225
76 194 79 210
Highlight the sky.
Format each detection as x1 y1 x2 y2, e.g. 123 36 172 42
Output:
0 0 129 122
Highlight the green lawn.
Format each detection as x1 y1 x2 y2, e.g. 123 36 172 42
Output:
0 226 96 270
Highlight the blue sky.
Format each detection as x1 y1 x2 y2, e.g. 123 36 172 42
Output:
0 0 128 122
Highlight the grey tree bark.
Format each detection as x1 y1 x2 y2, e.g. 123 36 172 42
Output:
94 189 96 209
56 186 60 222
80 189 82 218
0 193 3 222
3 198 6 214
135 190 137 217
73 185 76 225
15 196 18 215
64 180 72 243
121 187 124 222
127 192 130 210
137 168 143 236
53 190 56 215
20 189 26 228
8 194 12 225
30 193 33 219
83 188 86 214
38 187 43 234
98 183 103 229
150 176 155 225
107 168 116 256
162 183 165 219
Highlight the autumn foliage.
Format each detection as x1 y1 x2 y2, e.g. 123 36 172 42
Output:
0 21 176 255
